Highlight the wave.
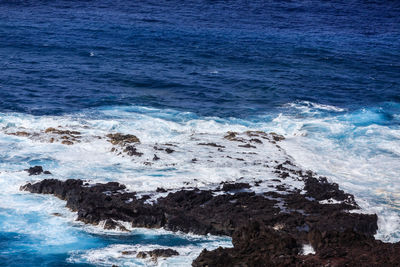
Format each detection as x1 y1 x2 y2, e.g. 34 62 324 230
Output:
285 100 347 113
269 101 400 241
0 101 399 254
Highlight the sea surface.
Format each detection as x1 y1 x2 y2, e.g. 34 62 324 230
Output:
0 0 400 266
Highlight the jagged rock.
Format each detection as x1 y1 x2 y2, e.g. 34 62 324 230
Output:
45 127 81 135
238 144 256 148
304 176 357 206
43 127 81 145
25 166 44 175
165 148 174 154
7 131 30 137
24 166 51 176
106 133 142 157
135 249 179 261
149 248 179 259
150 249 179 259
136 251 147 259
270 132 285 142
103 219 129 231
224 131 245 142
249 138 262 144
106 133 140 146
198 143 225 148
193 222 299 267
124 145 143 157
156 187 167 193
121 250 136 255
61 140 73 145
220 182 250 192
20 177 399 266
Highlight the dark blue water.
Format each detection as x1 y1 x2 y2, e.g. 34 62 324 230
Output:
1 0 399 117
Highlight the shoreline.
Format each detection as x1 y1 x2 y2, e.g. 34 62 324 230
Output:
3 126 399 265
21 165 399 266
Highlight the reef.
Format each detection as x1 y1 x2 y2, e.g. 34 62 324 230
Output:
20 171 400 266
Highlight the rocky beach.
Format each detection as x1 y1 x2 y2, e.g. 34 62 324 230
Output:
17 129 400 266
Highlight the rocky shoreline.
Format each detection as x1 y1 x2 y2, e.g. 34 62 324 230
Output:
12 128 400 266
21 171 400 266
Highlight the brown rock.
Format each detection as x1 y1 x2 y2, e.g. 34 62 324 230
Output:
106 133 140 146
61 140 74 145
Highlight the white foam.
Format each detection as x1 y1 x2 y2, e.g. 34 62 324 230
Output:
272 109 400 242
68 236 232 266
301 244 315 255
285 101 347 113
0 111 297 195
319 198 343 205
1 102 399 245
0 108 297 263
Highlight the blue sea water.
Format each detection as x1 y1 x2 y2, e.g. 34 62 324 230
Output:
0 0 400 266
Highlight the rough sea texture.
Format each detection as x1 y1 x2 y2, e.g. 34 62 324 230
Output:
0 0 399 266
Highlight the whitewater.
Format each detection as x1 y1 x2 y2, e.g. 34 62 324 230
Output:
0 100 399 266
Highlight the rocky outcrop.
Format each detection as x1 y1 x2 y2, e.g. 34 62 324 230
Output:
193 223 300 266
194 225 400 266
136 249 179 260
224 131 285 144
20 174 400 266
24 166 51 176
6 127 82 145
106 133 144 157
106 133 140 146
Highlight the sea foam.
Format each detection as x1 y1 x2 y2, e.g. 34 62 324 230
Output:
0 101 399 265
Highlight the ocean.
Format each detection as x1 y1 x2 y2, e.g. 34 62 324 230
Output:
0 0 399 266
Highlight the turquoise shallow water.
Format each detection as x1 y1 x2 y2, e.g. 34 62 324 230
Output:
0 191 232 266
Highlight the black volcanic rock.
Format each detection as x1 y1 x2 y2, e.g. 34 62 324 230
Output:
193 222 299 267
20 177 400 266
124 145 143 157
25 166 51 176
304 176 357 206
139 248 179 260
220 182 251 192
165 148 174 154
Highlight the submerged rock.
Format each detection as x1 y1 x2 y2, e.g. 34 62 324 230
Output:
198 143 225 148
136 249 179 261
45 127 81 135
165 148 174 154
7 131 30 137
220 182 250 192
225 130 285 145
107 133 142 157
106 133 140 146
123 145 143 157
148 248 179 258
44 127 82 145
24 166 51 176
224 131 245 142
